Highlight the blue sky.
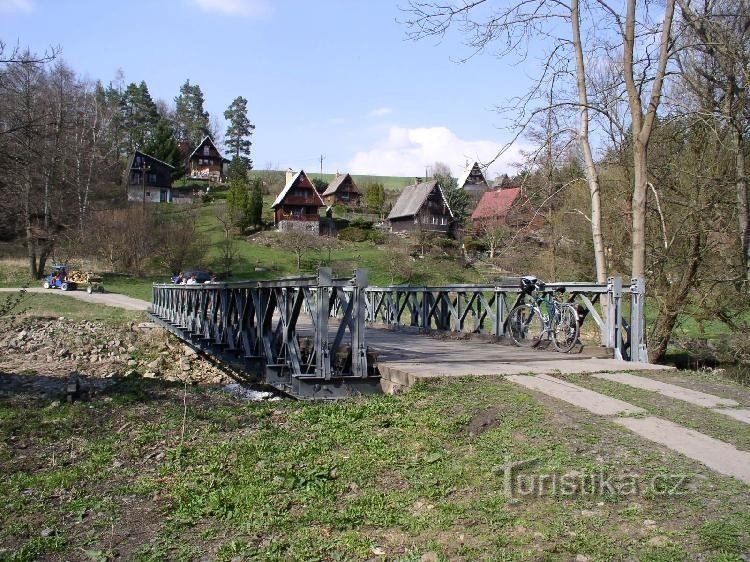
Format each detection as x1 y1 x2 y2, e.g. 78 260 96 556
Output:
0 0 536 178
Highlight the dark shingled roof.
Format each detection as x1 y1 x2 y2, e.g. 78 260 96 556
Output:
321 173 358 197
388 180 449 220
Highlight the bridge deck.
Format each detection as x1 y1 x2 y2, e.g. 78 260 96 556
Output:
364 325 670 393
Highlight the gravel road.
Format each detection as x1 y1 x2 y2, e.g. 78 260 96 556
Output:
0 287 150 311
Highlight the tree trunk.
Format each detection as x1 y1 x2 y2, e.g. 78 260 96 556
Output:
731 124 750 283
631 140 649 279
571 0 607 285
649 231 702 362
26 227 38 279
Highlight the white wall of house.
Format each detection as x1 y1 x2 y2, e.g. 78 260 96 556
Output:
127 186 172 203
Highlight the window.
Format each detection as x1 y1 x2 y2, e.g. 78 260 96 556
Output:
148 173 157 184
203 145 210 156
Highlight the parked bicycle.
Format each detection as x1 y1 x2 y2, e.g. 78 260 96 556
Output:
508 276 580 352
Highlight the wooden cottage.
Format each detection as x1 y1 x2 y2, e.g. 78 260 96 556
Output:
125 151 175 203
321 173 361 207
271 170 326 233
387 179 453 234
470 187 525 232
185 136 229 182
457 161 490 207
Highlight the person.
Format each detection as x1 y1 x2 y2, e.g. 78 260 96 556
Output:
172 271 184 284
186 273 198 285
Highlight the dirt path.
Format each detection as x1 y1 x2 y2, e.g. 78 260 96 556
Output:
0 287 150 311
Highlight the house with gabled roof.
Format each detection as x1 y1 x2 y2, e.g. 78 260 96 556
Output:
184 136 229 182
470 187 526 232
124 150 175 203
321 173 361 207
387 179 453 234
271 169 326 233
456 161 489 207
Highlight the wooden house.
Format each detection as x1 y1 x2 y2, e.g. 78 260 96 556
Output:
321 173 361 207
125 151 175 203
185 136 229 182
457 161 490 207
470 187 526 232
271 170 326 233
387 179 453 234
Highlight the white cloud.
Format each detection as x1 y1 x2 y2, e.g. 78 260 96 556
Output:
348 126 527 178
192 0 270 17
0 0 33 13
369 107 392 117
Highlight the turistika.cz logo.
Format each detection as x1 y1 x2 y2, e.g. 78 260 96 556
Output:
495 457 691 499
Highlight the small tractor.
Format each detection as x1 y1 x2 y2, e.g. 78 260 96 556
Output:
42 265 104 294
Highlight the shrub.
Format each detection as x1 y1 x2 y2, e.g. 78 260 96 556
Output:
338 227 369 243
349 218 373 230
368 230 386 244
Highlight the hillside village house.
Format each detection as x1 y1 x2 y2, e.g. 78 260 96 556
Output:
125 150 175 203
387 179 454 234
470 187 525 232
456 161 490 208
321 173 362 207
182 136 229 182
271 170 326 233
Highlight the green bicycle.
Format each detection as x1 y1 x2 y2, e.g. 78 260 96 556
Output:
508 276 580 353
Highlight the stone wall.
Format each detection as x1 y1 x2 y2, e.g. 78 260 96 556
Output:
277 220 320 234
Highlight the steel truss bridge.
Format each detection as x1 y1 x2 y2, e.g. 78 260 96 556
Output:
150 269 647 399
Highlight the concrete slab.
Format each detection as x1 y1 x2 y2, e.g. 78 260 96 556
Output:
713 408 750 425
615 416 750 485
507 374 646 416
592 372 739 408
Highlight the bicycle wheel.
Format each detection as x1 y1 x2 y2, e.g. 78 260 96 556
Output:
553 304 580 352
508 304 545 347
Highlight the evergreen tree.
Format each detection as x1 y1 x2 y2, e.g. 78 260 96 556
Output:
121 81 159 153
223 96 255 169
174 79 210 147
143 117 183 178
226 157 250 230
248 177 264 227
435 174 470 226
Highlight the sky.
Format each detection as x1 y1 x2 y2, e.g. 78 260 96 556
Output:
0 0 538 178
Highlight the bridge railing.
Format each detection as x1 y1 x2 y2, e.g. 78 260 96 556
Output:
151 268 378 399
355 277 646 362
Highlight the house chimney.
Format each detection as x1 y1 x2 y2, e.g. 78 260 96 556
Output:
286 168 296 184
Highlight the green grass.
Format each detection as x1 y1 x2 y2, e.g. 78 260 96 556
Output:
249 170 416 192
1 374 748 560
9 292 147 325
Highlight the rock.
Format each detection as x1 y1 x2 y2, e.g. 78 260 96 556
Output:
182 345 197 357
127 359 137 367
180 357 191 372
647 536 668 547
146 358 162 371
40 527 56 538
124 369 138 378
575 556 589 562
127 345 137 353
17 330 27 340
143 371 158 379
421 553 439 562
371 547 386 556
643 519 656 527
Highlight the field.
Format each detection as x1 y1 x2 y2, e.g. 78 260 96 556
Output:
1 328 748 560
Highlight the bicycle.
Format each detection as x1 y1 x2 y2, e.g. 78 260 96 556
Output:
507 276 580 353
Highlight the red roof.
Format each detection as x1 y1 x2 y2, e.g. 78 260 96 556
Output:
471 188 521 220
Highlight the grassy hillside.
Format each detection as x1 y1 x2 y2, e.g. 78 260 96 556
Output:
249 170 415 192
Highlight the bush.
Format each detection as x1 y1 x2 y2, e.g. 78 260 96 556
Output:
338 227 369 243
368 230 386 244
349 218 373 230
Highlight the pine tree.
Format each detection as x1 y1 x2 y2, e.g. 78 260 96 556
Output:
248 178 264 227
223 96 254 169
435 174 469 226
121 81 159 153
143 117 183 178
174 79 210 147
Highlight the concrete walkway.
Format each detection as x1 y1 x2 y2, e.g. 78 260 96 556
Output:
0 287 150 311
506 373 750 485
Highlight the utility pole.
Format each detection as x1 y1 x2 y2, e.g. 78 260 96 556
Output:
319 154 325 179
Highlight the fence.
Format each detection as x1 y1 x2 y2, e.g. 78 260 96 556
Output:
359 277 647 362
